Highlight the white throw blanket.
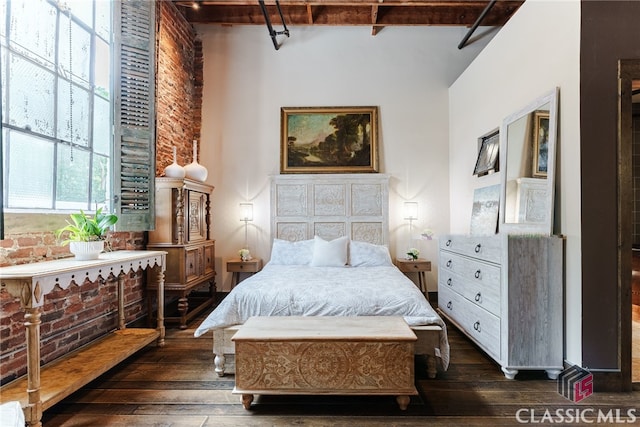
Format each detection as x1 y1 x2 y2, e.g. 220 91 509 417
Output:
194 264 449 369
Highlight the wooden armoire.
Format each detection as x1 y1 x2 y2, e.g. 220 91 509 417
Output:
147 177 215 329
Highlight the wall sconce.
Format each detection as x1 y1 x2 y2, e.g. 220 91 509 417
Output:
240 203 253 249
403 201 418 248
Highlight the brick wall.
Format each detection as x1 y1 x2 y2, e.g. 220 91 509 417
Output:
0 2 203 385
155 1 203 176
0 231 146 267
0 232 147 385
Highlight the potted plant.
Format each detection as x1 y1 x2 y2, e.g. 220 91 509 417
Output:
55 208 118 260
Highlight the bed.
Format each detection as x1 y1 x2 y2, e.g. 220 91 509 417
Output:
194 174 449 378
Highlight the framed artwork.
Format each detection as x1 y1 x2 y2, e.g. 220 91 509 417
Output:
473 129 500 176
280 106 379 173
532 111 550 177
470 184 500 236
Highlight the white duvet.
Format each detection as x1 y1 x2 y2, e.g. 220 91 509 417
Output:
194 264 449 369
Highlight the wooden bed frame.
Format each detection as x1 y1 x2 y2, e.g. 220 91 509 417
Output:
211 174 444 378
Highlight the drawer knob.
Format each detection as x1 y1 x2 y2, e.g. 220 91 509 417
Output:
447 278 452 286
474 269 481 279
446 239 452 247
446 260 452 268
474 321 481 332
446 301 452 310
475 292 481 302
474 244 482 253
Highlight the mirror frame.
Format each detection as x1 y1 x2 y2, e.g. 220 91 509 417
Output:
498 87 559 235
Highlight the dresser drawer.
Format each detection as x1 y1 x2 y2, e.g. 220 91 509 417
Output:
438 267 500 316
440 251 500 280
440 251 500 288
441 235 501 264
438 285 466 327
439 286 501 359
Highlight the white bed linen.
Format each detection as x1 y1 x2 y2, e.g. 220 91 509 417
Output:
194 264 449 369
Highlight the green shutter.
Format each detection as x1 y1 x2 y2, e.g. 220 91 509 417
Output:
113 0 156 231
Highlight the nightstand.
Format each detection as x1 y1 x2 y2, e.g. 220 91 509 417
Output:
227 258 263 288
396 258 431 299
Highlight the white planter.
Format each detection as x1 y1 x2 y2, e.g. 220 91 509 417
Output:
69 241 105 260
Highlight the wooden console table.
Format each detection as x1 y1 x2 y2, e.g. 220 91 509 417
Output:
0 250 166 427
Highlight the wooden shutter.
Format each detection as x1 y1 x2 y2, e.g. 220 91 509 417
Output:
113 0 156 230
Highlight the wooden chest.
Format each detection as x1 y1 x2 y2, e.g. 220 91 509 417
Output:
232 316 418 410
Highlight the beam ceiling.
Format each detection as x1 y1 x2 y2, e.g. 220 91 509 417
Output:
172 1 524 36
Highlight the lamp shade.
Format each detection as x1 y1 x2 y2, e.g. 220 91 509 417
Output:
240 203 253 222
403 202 418 220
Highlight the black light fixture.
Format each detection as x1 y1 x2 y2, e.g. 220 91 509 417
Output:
258 0 290 50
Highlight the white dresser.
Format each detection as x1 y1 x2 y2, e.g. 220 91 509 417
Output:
438 234 563 379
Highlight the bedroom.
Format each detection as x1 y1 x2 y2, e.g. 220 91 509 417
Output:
1 0 639 424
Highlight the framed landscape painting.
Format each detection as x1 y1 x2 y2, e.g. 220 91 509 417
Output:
280 106 379 173
532 110 550 178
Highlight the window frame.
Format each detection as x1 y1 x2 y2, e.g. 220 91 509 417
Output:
0 0 156 237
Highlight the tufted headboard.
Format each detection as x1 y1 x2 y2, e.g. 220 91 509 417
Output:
270 174 389 245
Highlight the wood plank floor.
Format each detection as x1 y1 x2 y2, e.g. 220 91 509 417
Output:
43 314 640 427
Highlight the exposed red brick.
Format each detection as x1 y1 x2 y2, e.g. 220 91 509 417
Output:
0 239 15 248
16 236 41 247
7 248 34 260
156 1 202 177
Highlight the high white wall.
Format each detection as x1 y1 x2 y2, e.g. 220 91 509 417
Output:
448 0 582 363
197 24 495 291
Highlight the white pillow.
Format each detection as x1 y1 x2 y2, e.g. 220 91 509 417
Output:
269 238 314 265
310 235 349 267
349 240 393 267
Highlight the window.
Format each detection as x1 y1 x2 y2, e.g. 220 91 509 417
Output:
1 0 113 211
1 0 156 233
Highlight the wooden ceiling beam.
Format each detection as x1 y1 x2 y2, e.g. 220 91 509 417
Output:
176 1 524 27
371 4 379 36
184 1 511 6
306 4 313 24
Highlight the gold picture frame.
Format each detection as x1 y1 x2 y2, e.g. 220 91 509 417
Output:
280 106 379 173
532 111 550 177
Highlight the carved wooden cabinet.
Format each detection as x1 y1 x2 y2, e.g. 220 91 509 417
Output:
438 234 563 379
147 177 215 329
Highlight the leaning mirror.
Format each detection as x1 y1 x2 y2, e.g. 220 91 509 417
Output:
498 87 559 235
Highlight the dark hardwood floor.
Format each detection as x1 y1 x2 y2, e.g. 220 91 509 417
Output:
43 313 639 426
